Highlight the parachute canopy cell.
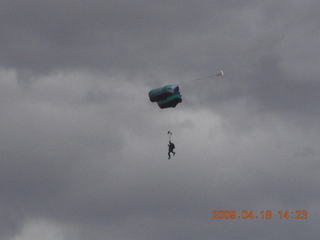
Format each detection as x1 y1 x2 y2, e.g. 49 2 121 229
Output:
148 85 182 109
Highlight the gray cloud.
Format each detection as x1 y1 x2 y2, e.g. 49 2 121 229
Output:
1 0 320 239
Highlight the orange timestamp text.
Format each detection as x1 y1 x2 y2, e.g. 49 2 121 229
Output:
212 210 308 219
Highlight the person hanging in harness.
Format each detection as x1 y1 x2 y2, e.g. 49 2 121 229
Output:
168 140 176 159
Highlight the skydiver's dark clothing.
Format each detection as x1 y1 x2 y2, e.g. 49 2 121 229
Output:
168 141 175 159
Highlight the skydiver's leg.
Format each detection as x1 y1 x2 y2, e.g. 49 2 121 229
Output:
168 152 171 159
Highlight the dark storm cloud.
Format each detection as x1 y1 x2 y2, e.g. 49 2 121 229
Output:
1 0 320 239
0 0 263 78
0 0 214 75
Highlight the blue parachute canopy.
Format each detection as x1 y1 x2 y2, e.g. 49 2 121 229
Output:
148 85 182 109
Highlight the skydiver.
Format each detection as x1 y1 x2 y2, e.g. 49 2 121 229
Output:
168 141 176 159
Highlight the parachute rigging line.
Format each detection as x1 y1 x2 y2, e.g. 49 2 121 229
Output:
176 70 224 85
168 131 172 141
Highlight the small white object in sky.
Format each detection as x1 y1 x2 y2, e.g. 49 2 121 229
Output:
216 70 224 76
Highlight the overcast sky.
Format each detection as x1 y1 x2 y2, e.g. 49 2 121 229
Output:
1 0 320 239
